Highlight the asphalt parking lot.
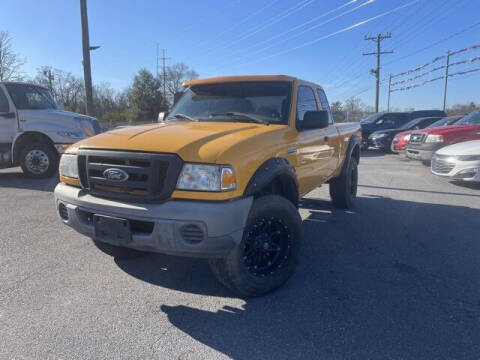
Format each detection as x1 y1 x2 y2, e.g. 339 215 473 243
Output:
1 152 479 360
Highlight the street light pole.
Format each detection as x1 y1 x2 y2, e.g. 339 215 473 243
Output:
80 0 94 116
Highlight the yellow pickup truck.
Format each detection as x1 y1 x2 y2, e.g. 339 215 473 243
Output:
54 75 361 297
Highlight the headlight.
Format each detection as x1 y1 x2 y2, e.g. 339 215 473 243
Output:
59 154 78 179
425 134 444 143
57 130 84 139
404 134 411 141
457 154 480 161
176 164 236 191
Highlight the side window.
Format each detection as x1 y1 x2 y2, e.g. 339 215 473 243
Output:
296 86 318 123
0 88 9 112
316 88 333 124
382 115 397 127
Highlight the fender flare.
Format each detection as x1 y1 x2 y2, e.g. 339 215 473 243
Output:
338 134 361 176
11 131 55 165
243 157 299 207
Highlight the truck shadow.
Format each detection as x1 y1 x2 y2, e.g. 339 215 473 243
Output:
0 169 58 192
117 195 480 359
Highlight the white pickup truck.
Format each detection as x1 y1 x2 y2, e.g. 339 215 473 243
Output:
0 82 102 178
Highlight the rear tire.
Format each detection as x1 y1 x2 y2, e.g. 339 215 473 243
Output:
93 240 144 259
20 142 58 178
329 156 358 209
209 195 302 297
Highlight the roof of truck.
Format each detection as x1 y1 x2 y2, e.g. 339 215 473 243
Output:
183 75 301 87
0 81 48 89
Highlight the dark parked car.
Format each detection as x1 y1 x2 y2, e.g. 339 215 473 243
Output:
368 116 442 152
361 110 447 148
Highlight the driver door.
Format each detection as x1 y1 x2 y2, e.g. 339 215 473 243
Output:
0 86 16 144
294 85 335 194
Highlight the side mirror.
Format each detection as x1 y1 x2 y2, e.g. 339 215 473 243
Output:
173 91 183 105
297 111 329 131
158 111 168 122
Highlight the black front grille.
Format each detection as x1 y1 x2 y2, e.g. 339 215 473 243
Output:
77 150 183 201
409 132 426 144
431 156 455 174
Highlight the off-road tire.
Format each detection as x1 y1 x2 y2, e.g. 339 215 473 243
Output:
209 195 302 297
329 156 358 209
20 142 58 178
93 240 144 259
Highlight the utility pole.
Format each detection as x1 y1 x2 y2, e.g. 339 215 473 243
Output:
387 73 392 112
442 50 451 112
43 69 54 94
159 49 170 103
80 0 94 115
363 33 393 113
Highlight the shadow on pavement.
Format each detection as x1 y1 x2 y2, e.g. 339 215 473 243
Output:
118 195 480 359
0 169 58 192
360 149 386 157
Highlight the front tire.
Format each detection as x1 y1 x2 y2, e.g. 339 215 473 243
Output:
93 240 144 259
329 156 358 209
209 195 302 297
20 142 58 178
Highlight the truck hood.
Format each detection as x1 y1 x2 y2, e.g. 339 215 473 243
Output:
416 124 480 135
69 121 285 163
437 140 480 156
18 109 95 122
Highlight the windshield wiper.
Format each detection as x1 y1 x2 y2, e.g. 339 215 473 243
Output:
167 113 198 122
211 112 269 125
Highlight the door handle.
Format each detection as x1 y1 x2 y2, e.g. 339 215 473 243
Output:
287 147 298 154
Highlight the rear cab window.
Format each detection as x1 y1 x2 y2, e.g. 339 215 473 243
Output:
316 88 333 124
0 87 10 112
296 85 318 127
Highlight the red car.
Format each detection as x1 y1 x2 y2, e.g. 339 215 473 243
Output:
406 110 480 162
391 115 463 153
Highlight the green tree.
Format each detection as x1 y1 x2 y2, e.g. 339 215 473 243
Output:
129 68 165 122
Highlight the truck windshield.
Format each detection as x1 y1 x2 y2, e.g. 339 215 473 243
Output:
168 81 292 125
360 113 383 124
455 110 480 126
5 84 57 110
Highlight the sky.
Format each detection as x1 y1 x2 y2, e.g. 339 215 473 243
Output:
1 0 479 111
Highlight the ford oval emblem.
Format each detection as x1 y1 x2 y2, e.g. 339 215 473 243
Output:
103 168 129 182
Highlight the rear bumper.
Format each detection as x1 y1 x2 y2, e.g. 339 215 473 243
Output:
54 183 253 258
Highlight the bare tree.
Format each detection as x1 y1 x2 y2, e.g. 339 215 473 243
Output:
0 31 25 81
33 66 84 111
162 62 198 103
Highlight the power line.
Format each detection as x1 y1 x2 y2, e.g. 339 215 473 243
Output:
383 20 480 67
225 0 420 71
205 0 315 57
193 0 281 50
214 0 372 69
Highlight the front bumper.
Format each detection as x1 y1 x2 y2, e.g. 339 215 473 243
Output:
406 143 443 161
369 137 390 150
54 183 253 258
431 158 480 182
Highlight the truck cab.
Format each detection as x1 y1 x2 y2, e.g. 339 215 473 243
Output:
0 82 101 177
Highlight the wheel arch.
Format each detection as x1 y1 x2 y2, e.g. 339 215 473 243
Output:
12 131 56 165
243 157 299 208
